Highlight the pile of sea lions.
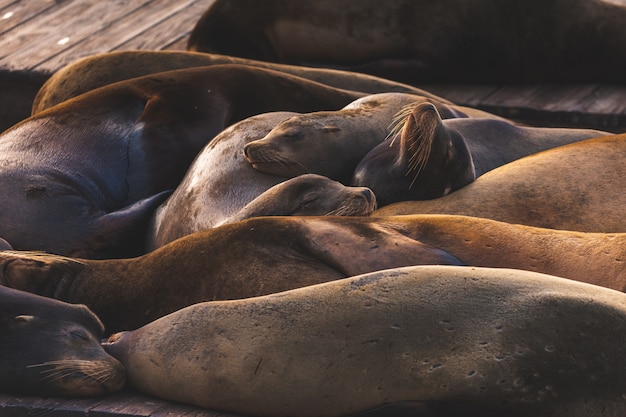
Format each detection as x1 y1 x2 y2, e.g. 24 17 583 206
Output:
2 1 626 416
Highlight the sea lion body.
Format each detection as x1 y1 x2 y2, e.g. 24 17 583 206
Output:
0 65 362 258
0 285 125 397
103 265 626 416
5 214 626 333
188 0 626 84
373 134 626 232
147 112 297 249
32 50 445 113
353 103 610 206
0 216 464 333
243 93 503 184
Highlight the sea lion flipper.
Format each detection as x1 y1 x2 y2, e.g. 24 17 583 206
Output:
88 190 172 258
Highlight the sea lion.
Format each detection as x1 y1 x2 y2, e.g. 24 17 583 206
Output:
352 102 611 206
147 111 370 250
103 265 626 417
0 64 363 259
188 0 626 84
32 50 446 113
373 134 626 232
0 216 463 334
0 285 125 397
243 93 505 185
7 212 626 334
225 174 377 224
147 112 297 249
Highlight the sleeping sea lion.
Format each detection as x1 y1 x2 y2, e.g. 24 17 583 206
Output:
147 111 296 249
0 285 125 397
352 102 610 206
188 0 626 84
224 174 377 225
32 50 446 113
146 109 372 250
103 265 626 416
6 212 626 334
373 134 626 232
0 64 363 258
243 93 505 185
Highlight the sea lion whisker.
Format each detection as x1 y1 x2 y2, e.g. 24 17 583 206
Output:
326 201 371 217
28 359 96 369
387 102 416 145
30 360 115 385
405 115 436 189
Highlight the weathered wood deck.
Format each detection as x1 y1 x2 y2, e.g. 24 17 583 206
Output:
1 0 626 416
3 0 626 133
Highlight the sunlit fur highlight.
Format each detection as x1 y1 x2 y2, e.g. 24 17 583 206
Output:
388 102 439 188
0 250 85 265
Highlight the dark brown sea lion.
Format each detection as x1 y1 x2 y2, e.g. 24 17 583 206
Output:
0 216 464 333
352 102 610 206
0 64 363 259
373 134 626 232
103 265 626 417
188 0 626 84
32 50 446 113
243 93 505 185
0 285 125 397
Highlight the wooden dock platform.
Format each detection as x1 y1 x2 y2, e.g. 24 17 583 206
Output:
1 0 626 416
2 0 626 133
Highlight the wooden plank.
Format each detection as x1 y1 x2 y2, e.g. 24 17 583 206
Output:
480 83 601 112
417 84 500 108
0 0 57 36
0 0 153 70
582 84 626 114
113 0 213 51
0 0 18 10
151 403 240 417
88 392 170 417
37 0 205 72
27 396 107 417
0 394 34 417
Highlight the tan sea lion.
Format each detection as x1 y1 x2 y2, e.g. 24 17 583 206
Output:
188 0 626 84
373 134 626 232
103 265 626 417
243 93 505 185
0 64 363 259
32 50 446 113
6 213 626 334
352 102 610 206
0 285 125 397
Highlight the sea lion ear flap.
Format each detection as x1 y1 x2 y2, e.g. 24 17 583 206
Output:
398 102 443 179
90 190 172 258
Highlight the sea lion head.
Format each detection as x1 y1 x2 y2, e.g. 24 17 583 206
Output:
352 102 475 206
0 285 126 397
226 174 377 224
